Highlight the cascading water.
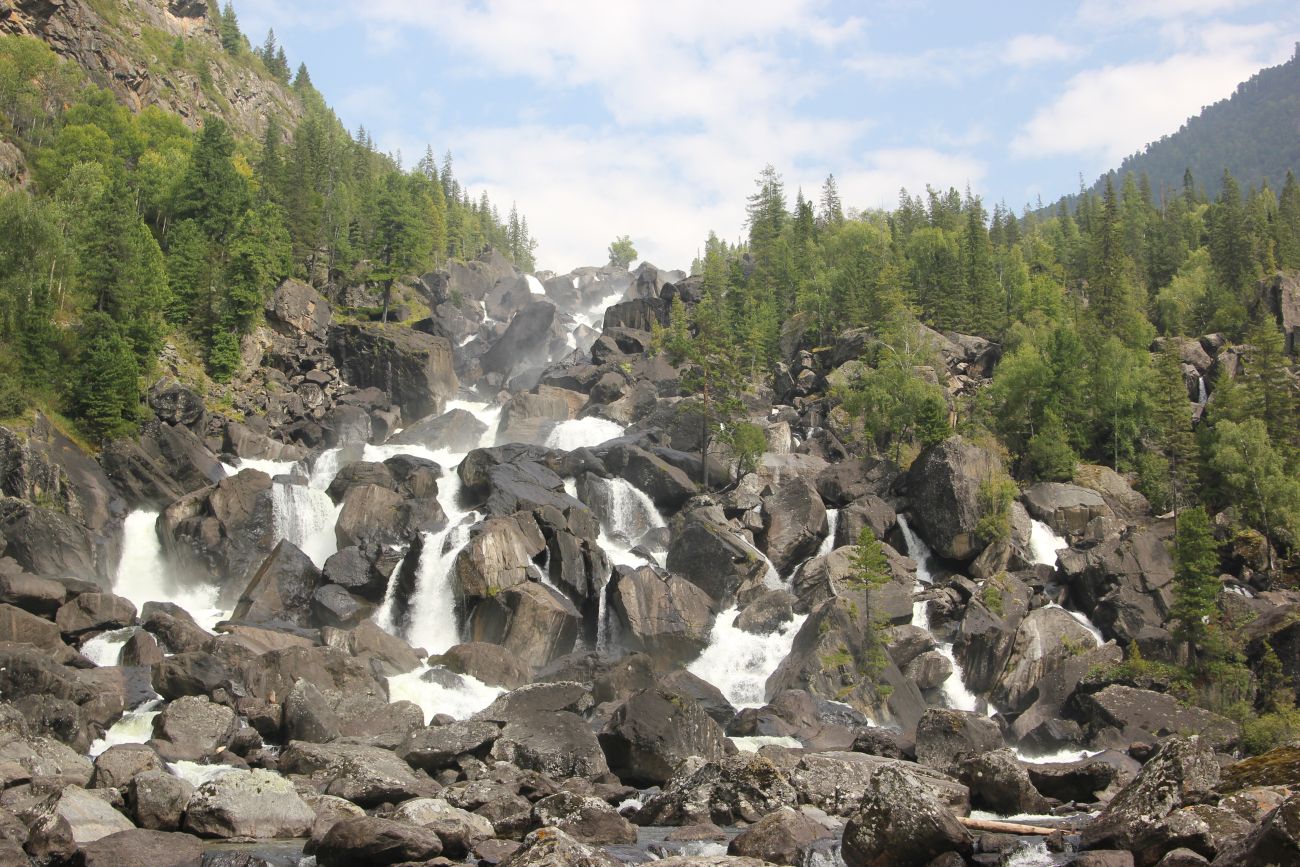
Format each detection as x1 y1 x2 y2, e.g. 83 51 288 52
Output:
387 668 504 723
270 481 341 568
591 476 666 567
898 515 980 713
113 511 224 631
816 509 840 558
1197 375 1208 404
687 606 808 708
81 627 137 667
544 417 625 451
1028 519 1107 643
89 700 161 757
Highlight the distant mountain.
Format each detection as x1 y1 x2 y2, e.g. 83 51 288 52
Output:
1098 44 1300 200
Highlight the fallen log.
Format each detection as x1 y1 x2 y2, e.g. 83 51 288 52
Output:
958 816 1057 836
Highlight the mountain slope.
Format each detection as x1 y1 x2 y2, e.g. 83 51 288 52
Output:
0 0 299 139
1100 44 1300 197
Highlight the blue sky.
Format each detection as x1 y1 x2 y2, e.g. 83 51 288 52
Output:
233 0 1300 273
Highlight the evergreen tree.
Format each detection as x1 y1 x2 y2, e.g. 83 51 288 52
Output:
746 164 786 253
71 312 140 440
175 116 248 245
607 235 637 268
1277 170 1300 269
819 173 844 227
219 2 242 56
1209 419 1300 574
1171 506 1220 655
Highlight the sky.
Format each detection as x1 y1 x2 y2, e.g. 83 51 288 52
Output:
232 0 1300 274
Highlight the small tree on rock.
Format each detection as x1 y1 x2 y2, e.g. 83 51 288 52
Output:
607 235 637 269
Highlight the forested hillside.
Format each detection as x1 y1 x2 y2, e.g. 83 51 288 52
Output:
0 3 537 442
1100 44 1300 202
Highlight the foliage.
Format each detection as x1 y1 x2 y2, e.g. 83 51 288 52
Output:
975 474 1018 544
1171 507 1221 651
607 235 638 268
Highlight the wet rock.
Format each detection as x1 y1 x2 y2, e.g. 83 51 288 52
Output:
129 769 193 831
915 709 1004 775
119 629 163 666
0 498 97 582
602 444 698 511
1023 483 1112 536
904 437 1005 561
140 602 212 655
1082 737 1220 855
183 768 316 839
599 687 732 787
431 642 532 690
532 790 637 844
159 470 276 603
231 540 322 628
636 754 798 826
324 462 396 502
316 815 442 866
609 566 714 666
388 407 488 452
320 546 388 603
960 748 1049 816
665 509 767 606
727 805 834 865
841 764 972 867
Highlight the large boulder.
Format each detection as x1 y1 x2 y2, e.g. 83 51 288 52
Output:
20 785 134 860
183 769 316 839
1082 737 1220 857
840 764 972 867
230 540 322 628
1059 522 1175 649
489 711 609 779
532 790 637 845
387 407 489 452
480 299 560 376
159 469 276 604
599 687 732 787
608 566 714 665
280 741 431 807
431 642 532 690
398 719 501 772
391 797 494 857
775 750 969 818
1072 684 1239 752
665 508 768 606
129 769 194 831
760 476 829 576
960 748 1050 815
915 709 1003 775
316 816 443 867
904 436 1005 561
0 498 96 581
454 514 546 601
992 605 1103 714
1023 483 1113 536
149 695 235 761
636 754 798 826
728 806 835 866
466 581 581 668
496 827 621 866
266 277 332 340
1211 791 1300 867
328 322 458 419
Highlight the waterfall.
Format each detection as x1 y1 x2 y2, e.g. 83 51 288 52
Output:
387 667 504 723
233 457 298 478
1044 602 1105 646
1197 375 1208 404
898 515 980 713
270 482 342 569
89 699 161 757
816 509 840 558
1027 519 1069 567
544 417 625 451
687 606 808 708
113 511 224 631
81 627 137 667
526 274 546 295
590 476 665 567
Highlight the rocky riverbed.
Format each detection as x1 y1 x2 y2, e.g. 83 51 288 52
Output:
0 249 1294 866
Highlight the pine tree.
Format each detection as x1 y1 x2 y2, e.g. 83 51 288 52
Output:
1171 506 1220 656
746 164 786 253
1276 170 1300 269
72 312 140 440
819 173 843 227
219 2 242 56
175 116 249 245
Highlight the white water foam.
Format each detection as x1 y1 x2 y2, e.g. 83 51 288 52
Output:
113 511 225 632
899 515 981 713
1015 746 1102 764
544 417 625 451
591 476 666 568
271 481 342 568
688 606 808 708
81 627 136 667
1027 519 1069 567
169 761 240 787
387 667 504 723
525 274 546 295
730 735 803 752
817 509 840 558
89 700 161 757
234 457 298 478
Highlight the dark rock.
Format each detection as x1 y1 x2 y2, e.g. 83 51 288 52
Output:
1210 790 1300 866
328 323 458 419
316 815 442 866
727 805 834 865
90 743 164 790
840 764 972 867
55 592 135 638
0 572 66 617
430 642 532 690
398 720 502 773
279 740 431 807
904 437 1005 561
149 695 235 761
532 790 637 844
636 754 798 826
76 828 205 867
490 712 609 779
960 748 1050 815
129 769 194 831
760 476 829 576
0 498 96 582
609 566 714 665
599 687 732 787
231 540 322 628
325 461 396 503
388 407 488 452
665 508 767 607
915 709 1004 775
140 602 212 655
1082 737 1220 856
657 670 736 728
1072 685 1239 752
466 582 581 668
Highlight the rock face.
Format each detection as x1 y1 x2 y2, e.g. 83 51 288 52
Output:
841 764 972 867
329 322 458 419
608 566 714 665
159 469 276 602
636 755 798 826
316 816 443 866
599 687 732 787
1073 684 1239 752
728 806 834 865
760 476 829 576
905 436 1004 561
230 540 322 627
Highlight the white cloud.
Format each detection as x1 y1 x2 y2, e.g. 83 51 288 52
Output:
1076 0 1261 26
1004 34 1083 67
1012 18 1296 163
